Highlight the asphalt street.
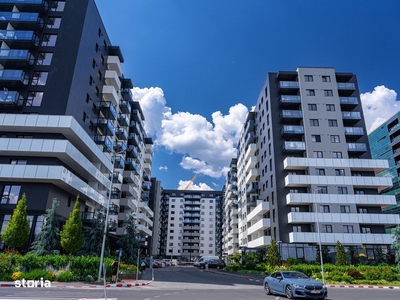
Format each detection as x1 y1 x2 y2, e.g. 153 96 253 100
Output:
0 266 398 300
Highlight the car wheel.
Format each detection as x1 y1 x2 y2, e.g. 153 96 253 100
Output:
285 285 293 299
264 283 271 295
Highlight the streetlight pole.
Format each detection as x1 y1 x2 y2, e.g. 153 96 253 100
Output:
311 187 325 284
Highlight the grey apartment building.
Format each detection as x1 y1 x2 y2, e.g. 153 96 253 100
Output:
158 189 223 260
0 0 153 252
230 67 399 260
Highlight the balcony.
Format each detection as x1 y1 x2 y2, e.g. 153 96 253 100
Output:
93 135 113 152
344 127 364 137
340 97 358 108
283 141 306 152
142 182 151 190
102 85 119 106
245 131 256 148
289 232 394 245
81 211 95 223
111 171 123 184
279 81 299 93
281 125 304 136
0 12 44 30
125 158 140 174
107 56 122 77
104 70 121 90
245 169 258 185
123 170 140 187
246 182 258 193
281 110 303 121
117 113 129 127
121 88 133 102
119 100 131 114
109 187 121 199
113 140 127 152
108 220 117 232
126 145 140 159
0 0 49 12
342 111 361 125
244 119 255 135
128 132 140 146
280 95 301 106
347 143 367 153
95 118 115 136
109 203 119 215
141 192 150 201
0 30 39 48
114 156 125 169
337 82 356 90
142 172 150 181
247 218 271 235
115 127 128 140
97 101 117 120
122 184 137 198
120 198 135 211
0 49 34 67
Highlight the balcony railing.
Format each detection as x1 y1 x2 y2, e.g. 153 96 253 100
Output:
0 49 34 65
282 125 304 135
344 127 364 136
93 135 113 152
0 30 39 46
347 143 367 152
279 81 299 88
339 97 358 106
337 82 356 90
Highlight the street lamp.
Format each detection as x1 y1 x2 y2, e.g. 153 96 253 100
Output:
311 187 325 284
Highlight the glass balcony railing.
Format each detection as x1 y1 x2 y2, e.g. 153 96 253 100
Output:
0 0 45 3
281 110 303 118
0 11 42 23
347 143 367 152
283 141 306 151
279 81 299 88
98 101 117 120
0 49 34 64
119 100 131 114
0 90 23 105
121 88 133 101
282 125 304 135
339 97 358 105
0 30 39 45
113 141 127 152
342 111 361 120
280 95 301 104
337 82 356 90
344 127 364 135
93 135 113 152
0 69 29 84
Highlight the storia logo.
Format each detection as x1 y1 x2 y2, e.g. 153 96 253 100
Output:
14 278 51 288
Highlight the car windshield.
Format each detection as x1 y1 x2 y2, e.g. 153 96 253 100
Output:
282 272 309 279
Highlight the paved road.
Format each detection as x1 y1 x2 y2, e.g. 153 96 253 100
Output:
0 266 398 300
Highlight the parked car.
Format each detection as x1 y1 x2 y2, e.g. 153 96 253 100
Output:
198 259 226 269
162 259 171 266
193 256 220 267
263 271 327 299
152 260 166 268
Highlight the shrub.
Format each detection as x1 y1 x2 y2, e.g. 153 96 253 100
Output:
23 269 55 281
57 270 73 282
11 271 22 281
346 269 364 279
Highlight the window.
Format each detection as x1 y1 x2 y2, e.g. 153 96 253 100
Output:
26 92 43 106
304 75 313 82
313 151 323 158
330 135 340 143
333 151 342 158
335 169 345 176
310 119 319 126
316 169 325 175
41 34 57 46
326 104 335 111
311 135 321 142
358 208 368 213
46 17 62 29
31 72 48 85
328 119 338 127
361 227 371 233
308 103 317 111
324 90 333 96
340 205 350 213
36 52 53 65
316 186 328 194
343 225 354 233
10 160 27 165
323 225 333 233
291 207 300 212
338 187 348 194
293 226 301 232
50 1 66 12
82 112 87 122
1 185 21 204
307 89 315 96
322 205 330 213
322 76 331 82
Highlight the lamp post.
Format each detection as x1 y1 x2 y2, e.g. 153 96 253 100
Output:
311 187 325 284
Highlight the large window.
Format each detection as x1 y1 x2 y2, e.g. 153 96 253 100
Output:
343 225 354 233
304 75 313 82
340 205 350 213
36 52 53 65
330 135 340 143
328 119 338 127
335 169 345 176
26 92 44 106
308 103 317 110
324 90 333 96
326 104 335 111
310 119 319 126
323 225 333 233
1 185 21 204
311 135 321 142
307 90 316 96
322 75 331 82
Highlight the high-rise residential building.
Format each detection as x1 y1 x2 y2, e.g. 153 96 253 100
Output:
369 112 400 216
158 189 223 261
230 67 399 260
0 0 153 253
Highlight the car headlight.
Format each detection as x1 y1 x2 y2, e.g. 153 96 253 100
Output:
292 283 305 288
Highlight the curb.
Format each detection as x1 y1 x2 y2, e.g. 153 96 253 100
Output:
0 280 153 289
327 284 400 290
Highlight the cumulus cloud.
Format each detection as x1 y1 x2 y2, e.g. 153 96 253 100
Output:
133 87 249 179
159 166 168 171
361 86 399 133
177 180 214 190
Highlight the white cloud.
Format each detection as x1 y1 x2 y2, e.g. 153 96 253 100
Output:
159 166 168 171
133 87 249 179
177 180 214 190
360 86 399 133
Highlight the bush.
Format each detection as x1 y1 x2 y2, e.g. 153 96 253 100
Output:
23 269 55 281
57 270 73 282
346 269 364 279
11 271 22 281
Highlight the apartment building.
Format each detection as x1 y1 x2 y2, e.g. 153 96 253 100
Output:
159 189 223 260
0 0 153 252
232 67 399 260
369 112 400 216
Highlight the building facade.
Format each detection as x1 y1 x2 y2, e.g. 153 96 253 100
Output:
369 112 400 216
0 0 153 252
158 189 223 261
231 67 399 260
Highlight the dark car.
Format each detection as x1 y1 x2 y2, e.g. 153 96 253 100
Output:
263 271 327 299
198 259 226 269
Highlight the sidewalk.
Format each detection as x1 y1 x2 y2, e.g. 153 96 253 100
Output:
0 269 154 289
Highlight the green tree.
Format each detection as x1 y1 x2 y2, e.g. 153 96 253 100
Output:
117 214 139 263
60 195 84 255
316 245 332 264
391 225 400 270
335 240 347 266
266 239 281 267
79 208 107 256
30 199 61 255
1 193 30 250
374 245 384 265
347 246 359 265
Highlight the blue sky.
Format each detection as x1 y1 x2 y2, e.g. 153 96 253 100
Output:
95 0 400 190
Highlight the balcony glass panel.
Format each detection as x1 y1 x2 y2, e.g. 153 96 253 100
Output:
0 30 39 44
282 125 304 134
0 0 44 3
281 110 303 118
347 143 367 151
0 69 28 84
344 127 364 135
337 82 356 90
280 81 299 88
339 97 358 105
280 95 301 104
283 141 306 151
342 111 361 119
0 12 40 22
0 90 23 105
